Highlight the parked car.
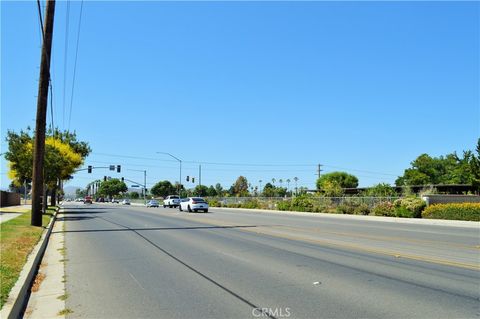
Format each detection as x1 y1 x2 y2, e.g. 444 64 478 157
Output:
111 198 119 204
179 197 209 213
121 199 131 205
163 195 180 208
146 200 159 208
84 196 92 204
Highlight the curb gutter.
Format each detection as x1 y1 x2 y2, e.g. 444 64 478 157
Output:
0 207 60 319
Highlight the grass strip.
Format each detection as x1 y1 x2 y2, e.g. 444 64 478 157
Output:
0 207 55 309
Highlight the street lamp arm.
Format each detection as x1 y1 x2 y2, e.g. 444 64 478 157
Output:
156 152 182 163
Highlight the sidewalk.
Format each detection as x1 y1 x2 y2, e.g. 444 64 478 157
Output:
24 209 66 318
0 204 31 223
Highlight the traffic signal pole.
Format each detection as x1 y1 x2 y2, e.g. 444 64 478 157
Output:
31 0 56 226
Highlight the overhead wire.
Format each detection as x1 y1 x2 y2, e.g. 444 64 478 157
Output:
67 0 84 131
62 0 70 129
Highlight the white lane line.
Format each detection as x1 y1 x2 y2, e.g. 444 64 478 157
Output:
129 272 145 290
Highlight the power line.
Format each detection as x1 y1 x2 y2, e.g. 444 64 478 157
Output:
67 0 84 131
62 0 70 129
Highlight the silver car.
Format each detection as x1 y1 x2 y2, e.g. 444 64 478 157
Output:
146 200 159 208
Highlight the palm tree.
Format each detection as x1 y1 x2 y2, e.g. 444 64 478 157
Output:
279 179 283 188
293 177 299 195
286 179 291 195
272 178 276 185
259 180 263 195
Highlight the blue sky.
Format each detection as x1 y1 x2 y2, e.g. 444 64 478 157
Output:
1 1 479 191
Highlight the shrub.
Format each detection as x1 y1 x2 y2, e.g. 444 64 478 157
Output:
336 204 355 214
422 203 480 221
242 199 261 209
354 203 371 215
393 197 426 218
276 200 292 211
207 199 222 207
372 202 395 217
290 195 315 212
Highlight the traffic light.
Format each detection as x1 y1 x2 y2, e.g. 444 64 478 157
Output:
87 165 92 173
186 176 189 182
192 177 195 183
104 176 107 181
117 165 121 173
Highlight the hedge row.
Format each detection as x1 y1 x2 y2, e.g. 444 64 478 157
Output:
422 203 480 221
208 197 480 221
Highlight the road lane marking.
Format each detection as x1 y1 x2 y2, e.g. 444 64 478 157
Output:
128 272 145 290
159 214 480 271
274 225 479 250
114 206 480 271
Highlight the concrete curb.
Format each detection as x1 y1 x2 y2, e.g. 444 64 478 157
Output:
0 207 60 319
210 207 480 228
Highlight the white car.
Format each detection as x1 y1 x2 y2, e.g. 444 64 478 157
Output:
179 197 209 213
163 195 180 208
121 199 131 205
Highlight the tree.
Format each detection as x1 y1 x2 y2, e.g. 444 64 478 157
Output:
98 179 127 199
321 180 344 197
76 188 87 198
395 140 480 189
316 171 359 190
194 185 209 197
129 192 140 199
233 176 249 196
206 185 217 197
263 183 276 197
215 183 224 196
151 180 176 197
6 128 90 206
362 183 397 197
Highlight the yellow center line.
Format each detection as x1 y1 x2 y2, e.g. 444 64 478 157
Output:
274 225 479 250
150 211 480 271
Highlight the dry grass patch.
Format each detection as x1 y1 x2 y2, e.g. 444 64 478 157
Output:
31 272 46 292
0 208 54 309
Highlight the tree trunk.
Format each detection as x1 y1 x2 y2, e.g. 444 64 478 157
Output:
51 185 57 206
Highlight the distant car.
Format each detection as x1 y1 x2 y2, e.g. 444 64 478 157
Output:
121 199 131 205
84 196 92 204
179 197 209 213
163 195 180 208
111 198 119 204
146 200 159 208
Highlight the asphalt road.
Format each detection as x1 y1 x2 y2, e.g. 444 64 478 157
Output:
60 203 480 319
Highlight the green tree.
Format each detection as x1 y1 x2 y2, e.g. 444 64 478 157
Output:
129 192 140 199
233 176 249 196
362 183 397 197
194 185 209 197
206 185 217 197
316 171 359 190
263 183 276 197
98 179 128 199
396 140 480 188
214 183 224 196
151 180 176 197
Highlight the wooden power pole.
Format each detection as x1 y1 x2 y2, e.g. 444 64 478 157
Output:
31 0 56 226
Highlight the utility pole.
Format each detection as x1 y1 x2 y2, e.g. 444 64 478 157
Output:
143 170 147 203
317 164 323 178
199 165 202 188
31 0 56 226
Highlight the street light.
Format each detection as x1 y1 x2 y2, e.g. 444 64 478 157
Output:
156 152 182 197
127 169 147 203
